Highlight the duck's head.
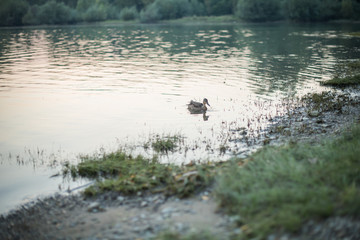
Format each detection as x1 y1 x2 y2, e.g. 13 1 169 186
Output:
203 98 210 107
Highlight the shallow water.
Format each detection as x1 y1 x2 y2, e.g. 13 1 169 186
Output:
1 22 360 214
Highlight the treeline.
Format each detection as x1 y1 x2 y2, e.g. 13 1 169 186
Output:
0 0 359 26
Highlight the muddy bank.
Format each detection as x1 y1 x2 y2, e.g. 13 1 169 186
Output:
1 89 360 240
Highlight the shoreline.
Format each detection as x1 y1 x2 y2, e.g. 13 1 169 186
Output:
1 87 360 240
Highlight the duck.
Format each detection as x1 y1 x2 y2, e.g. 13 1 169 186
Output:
187 98 210 114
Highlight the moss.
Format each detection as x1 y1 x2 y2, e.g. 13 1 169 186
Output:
215 124 360 238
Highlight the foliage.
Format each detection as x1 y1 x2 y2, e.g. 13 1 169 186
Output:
140 0 202 22
215 124 360 238
119 6 139 21
283 0 339 22
22 0 78 25
1 0 360 26
140 2 161 22
0 0 29 26
341 0 360 19
236 0 283 22
204 0 235 16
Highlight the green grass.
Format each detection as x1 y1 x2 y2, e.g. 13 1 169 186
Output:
63 150 221 197
321 60 360 87
214 124 360 238
151 135 181 153
321 74 360 87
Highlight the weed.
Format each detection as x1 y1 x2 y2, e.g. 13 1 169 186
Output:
215 124 360 238
151 135 181 153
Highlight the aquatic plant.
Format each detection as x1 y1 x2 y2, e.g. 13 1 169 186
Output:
151 135 181 154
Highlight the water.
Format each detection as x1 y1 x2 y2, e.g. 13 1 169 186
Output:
1 22 360 214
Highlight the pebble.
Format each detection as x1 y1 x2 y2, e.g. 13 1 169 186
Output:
117 196 125 203
140 201 148 208
87 202 102 213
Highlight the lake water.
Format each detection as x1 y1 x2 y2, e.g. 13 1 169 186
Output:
1 22 360 214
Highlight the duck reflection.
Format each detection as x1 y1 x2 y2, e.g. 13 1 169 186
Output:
203 112 209 121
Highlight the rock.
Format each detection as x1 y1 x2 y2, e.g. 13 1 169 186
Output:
308 110 321 117
87 202 104 213
140 201 148 208
161 207 177 218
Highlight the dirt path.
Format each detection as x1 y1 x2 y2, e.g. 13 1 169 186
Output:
1 191 235 240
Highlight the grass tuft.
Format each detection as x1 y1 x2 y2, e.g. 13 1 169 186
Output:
63 150 221 198
215 124 360 238
151 135 181 153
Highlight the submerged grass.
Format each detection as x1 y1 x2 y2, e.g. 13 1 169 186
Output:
215 124 360 238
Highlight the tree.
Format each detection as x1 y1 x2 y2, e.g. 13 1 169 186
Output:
236 0 283 22
204 0 235 15
0 0 29 26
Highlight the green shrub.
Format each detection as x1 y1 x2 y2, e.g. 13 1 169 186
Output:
83 4 108 22
284 0 339 22
22 0 78 25
204 0 235 16
0 0 29 26
140 0 198 22
236 0 283 22
341 0 360 19
189 0 207 16
119 6 139 20
140 2 161 22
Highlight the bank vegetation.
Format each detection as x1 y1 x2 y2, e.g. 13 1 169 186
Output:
1 0 360 26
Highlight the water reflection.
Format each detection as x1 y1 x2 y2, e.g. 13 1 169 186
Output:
1 23 360 157
1 22 360 214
